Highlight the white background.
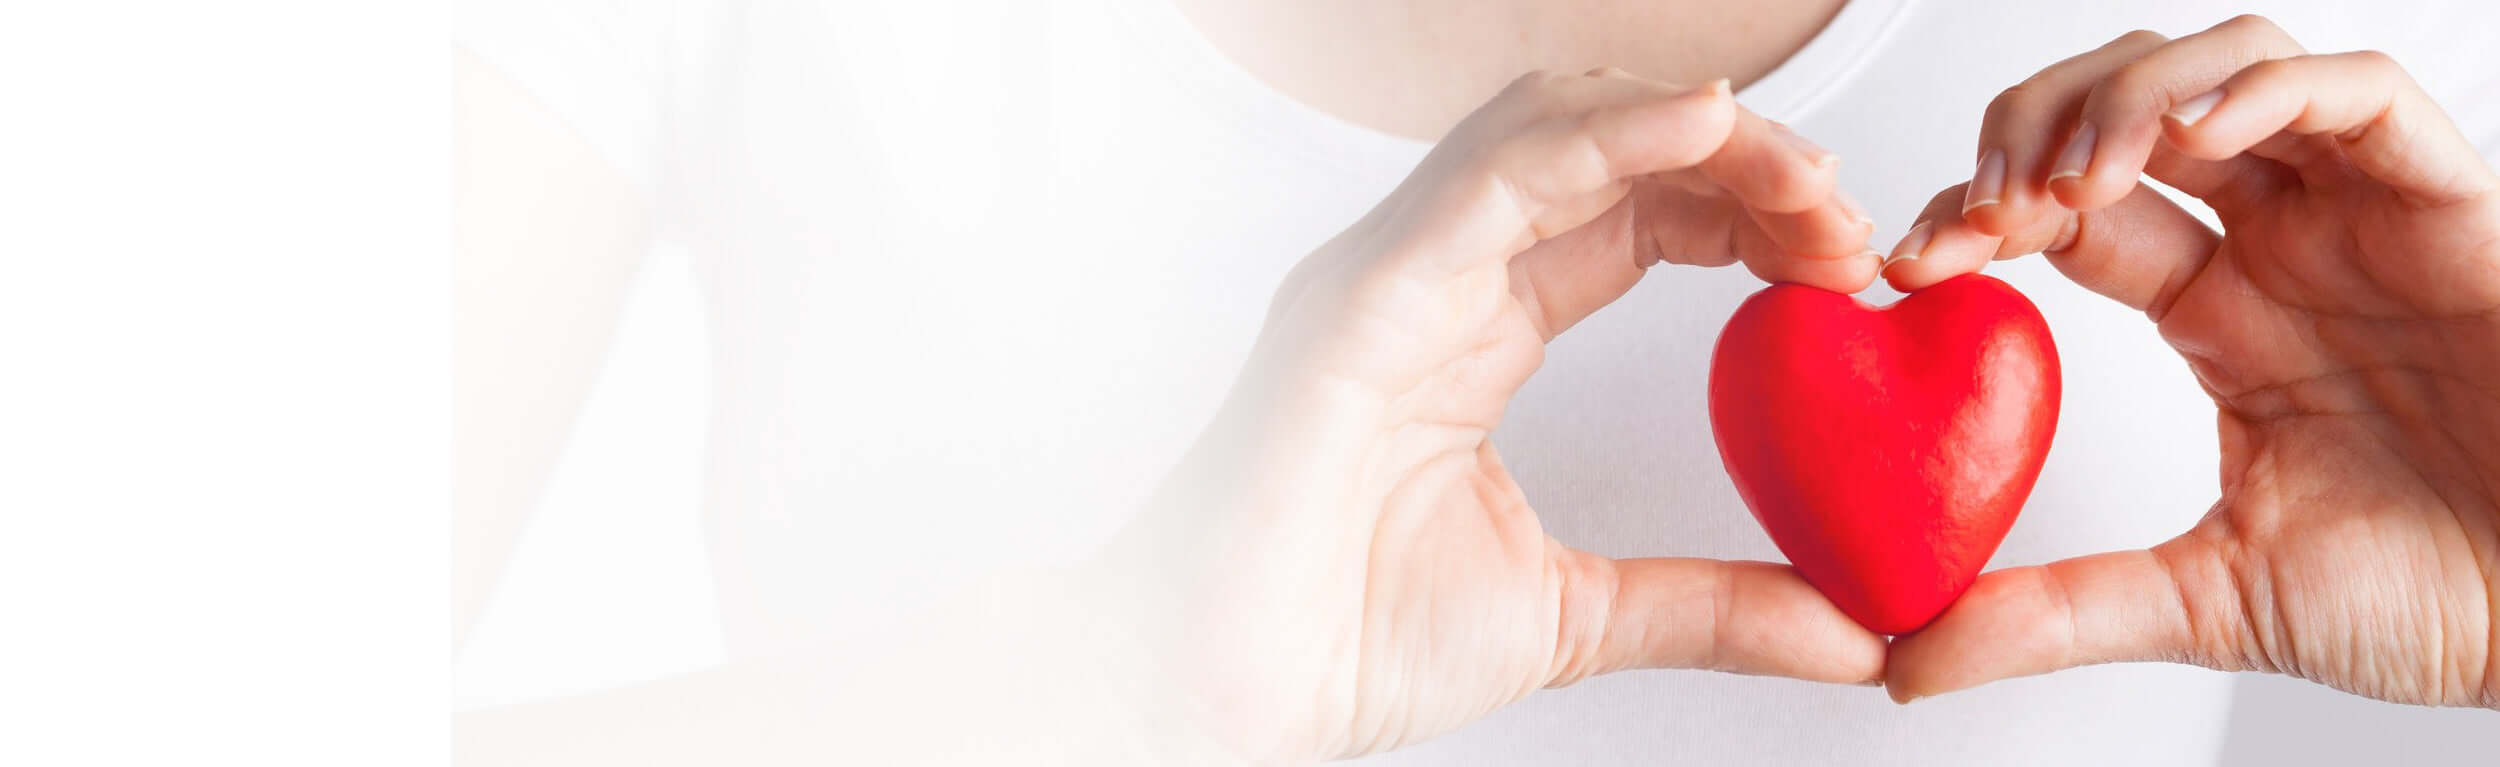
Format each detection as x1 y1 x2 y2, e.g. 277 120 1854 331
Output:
0 2 440 764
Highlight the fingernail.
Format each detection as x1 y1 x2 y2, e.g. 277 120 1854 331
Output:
2167 88 2224 127
1835 188 1873 227
2048 122 2096 182
1856 679 1885 688
1773 123 1839 168
1882 220 1934 274
1962 149 2004 214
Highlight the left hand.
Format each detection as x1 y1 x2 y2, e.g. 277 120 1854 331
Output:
1103 70 1888 763
1879 15 2500 708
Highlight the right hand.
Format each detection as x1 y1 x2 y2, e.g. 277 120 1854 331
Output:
1879 15 2500 709
1104 69 1885 763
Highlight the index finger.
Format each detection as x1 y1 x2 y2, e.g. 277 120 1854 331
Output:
1395 75 1741 274
2160 50 2500 207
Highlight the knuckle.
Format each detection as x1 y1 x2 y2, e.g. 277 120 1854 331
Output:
1489 70 1575 117
1500 69 1559 99
2234 56 2295 85
2112 28 2168 48
2097 60 2175 112
2220 13 2284 36
2348 48 2404 75
2106 59 2163 93
1987 82 2048 121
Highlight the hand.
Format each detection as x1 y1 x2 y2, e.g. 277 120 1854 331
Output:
1107 70 1885 762
1880 15 2500 708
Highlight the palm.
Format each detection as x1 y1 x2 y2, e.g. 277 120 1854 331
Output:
2149 177 2500 705
1127 74 1884 763
1275 190 1839 755
1289 211 1632 755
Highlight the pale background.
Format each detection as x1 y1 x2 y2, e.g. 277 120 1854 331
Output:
453 247 2494 764
3 2 442 764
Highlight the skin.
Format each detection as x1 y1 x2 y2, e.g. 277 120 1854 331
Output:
1102 71 1884 762
455 4 1868 760
455 8 2500 766
1878 15 2500 708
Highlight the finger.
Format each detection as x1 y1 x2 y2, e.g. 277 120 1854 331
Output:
1648 113 1864 249
1508 192 1655 338
1663 109 1873 288
1515 108 1872 330
1730 213 1881 292
2050 14 2308 212
1511 172 1867 339
1405 75 1739 272
1627 181 1876 293
1878 183 2026 290
1697 114 1840 215
1960 29 2171 237
2161 50 2500 206
1546 551 1888 687
1885 532 2255 703
1883 182 2218 318
1698 113 1875 265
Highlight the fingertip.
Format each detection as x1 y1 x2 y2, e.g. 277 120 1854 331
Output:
1742 198 1874 267
2046 174 2090 208
1884 564 2093 704
1876 628 1956 704
1957 198 2014 237
1882 220 1994 291
2158 118 2238 162
1745 249 1878 294
1877 220 1934 290
1738 562 1890 683
1683 76 1738 116
1838 250 1885 294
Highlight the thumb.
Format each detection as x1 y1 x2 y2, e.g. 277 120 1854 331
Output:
1883 529 2256 703
1543 549 1887 687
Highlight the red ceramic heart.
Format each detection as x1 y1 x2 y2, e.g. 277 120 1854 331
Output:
1707 274 2059 635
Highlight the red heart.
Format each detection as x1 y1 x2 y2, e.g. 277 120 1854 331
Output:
1707 274 2059 635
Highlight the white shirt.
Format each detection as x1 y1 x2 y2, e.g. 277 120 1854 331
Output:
456 1 2500 763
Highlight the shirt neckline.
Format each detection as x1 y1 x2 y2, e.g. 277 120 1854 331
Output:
1121 0 1910 156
